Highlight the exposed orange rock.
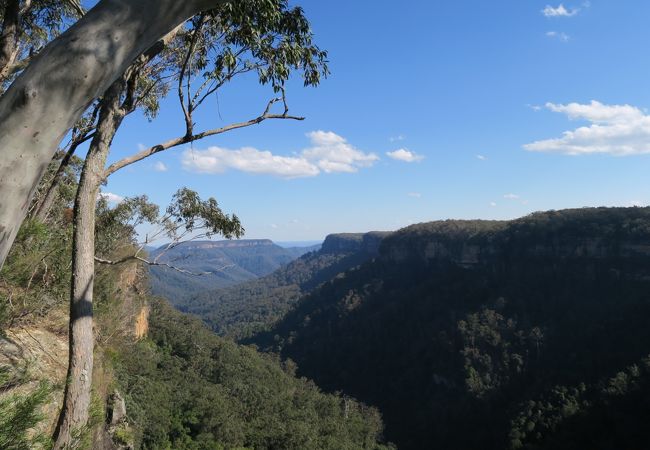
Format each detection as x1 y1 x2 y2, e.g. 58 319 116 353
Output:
134 304 149 340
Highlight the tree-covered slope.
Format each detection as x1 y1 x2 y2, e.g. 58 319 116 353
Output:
252 207 650 450
184 231 391 339
112 298 392 450
0 195 391 449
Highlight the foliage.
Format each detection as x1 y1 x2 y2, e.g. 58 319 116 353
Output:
172 0 328 97
161 187 243 242
187 244 373 340
95 195 159 258
0 0 83 91
0 367 53 450
111 298 392 449
0 218 72 328
1 168 388 448
251 207 650 449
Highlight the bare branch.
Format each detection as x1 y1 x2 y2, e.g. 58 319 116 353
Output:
95 255 234 276
65 0 85 17
103 99 304 179
178 14 208 136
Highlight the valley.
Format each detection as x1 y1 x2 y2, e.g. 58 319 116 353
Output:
166 207 650 449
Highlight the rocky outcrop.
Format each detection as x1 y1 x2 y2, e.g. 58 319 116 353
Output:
322 231 392 256
108 391 127 426
134 305 149 340
0 324 69 436
380 208 650 267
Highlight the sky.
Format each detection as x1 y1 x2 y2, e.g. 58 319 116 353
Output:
94 1 650 242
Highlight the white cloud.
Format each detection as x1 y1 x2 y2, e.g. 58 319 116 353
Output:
98 192 124 204
527 104 543 112
182 146 319 178
407 192 422 198
476 154 487 161
270 223 279 229
490 202 497 207
153 161 168 172
545 100 643 123
524 100 650 156
504 193 520 200
386 148 424 163
546 31 570 42
182 131 377 178
389 134 405 142
543 4 578 17
302 131 379 173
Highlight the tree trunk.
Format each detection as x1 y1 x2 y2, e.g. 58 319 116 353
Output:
52 80 126 450
0 0 20 81
33 137 86 222
0 0 221 269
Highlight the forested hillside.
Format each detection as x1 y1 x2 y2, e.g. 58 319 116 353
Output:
112 298 391 449
251 207 650 450
183 231 390 339
148 239 318 304
0 181 391 449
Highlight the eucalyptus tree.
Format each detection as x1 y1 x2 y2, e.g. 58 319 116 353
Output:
0 0 224 269
0 0 83 90
0 0 84 264
52 1 327 447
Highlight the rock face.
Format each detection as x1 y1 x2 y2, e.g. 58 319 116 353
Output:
321 231 392 256
105 390 134 450
0 323 69 436
108 390 127 426
321 233 364 254
380 209 650 269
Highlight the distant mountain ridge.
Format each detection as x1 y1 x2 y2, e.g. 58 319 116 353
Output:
180 231 392 338
166 239 276 250
148 239 320 304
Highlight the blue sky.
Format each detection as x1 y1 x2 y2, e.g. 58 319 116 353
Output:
97 1 650 241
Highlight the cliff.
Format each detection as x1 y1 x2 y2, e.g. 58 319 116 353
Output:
380 207 650 267
321 231 392 255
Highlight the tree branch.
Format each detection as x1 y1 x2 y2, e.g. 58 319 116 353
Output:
178 14 207 136
94 255 234 276
102 97 303 180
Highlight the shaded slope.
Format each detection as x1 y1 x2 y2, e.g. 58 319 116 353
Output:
253 207 650 450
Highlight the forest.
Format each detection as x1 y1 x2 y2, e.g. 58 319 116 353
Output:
248 208 650 449
0 163 391 449
2 1 650 450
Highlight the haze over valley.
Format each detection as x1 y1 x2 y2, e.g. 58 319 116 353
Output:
3 1 650 449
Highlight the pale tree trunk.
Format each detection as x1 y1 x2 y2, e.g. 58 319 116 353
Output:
0 0 221 269
54 26 183 446
53 80 126 450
